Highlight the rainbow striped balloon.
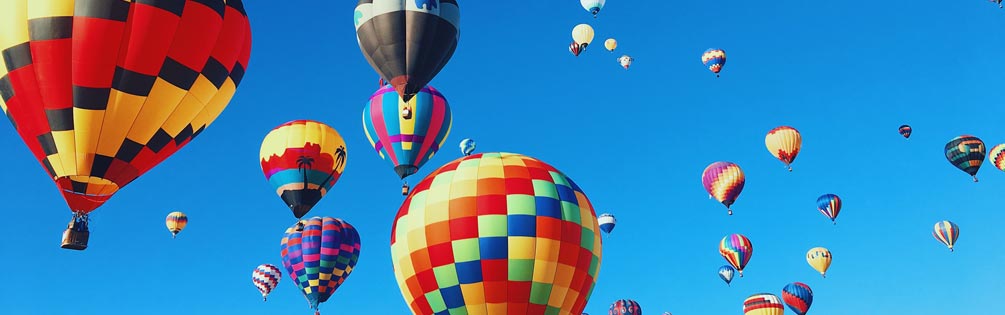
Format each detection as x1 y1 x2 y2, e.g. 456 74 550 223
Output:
989 144 1005 172
165 211 188 238
251 264 282 301
280 217 361 313
933 220 960 252
816 194 842 224
362 84 452 186
743 293 784 315
702 162 745 215
720 234 753 277
781 282 813 315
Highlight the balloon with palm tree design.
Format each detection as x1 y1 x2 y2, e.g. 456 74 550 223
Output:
260 120 348 219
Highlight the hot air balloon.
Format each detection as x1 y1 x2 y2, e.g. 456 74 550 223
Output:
581 0 606 18
816 194 841 224
605 38 618 52
599 213 617 234
354 0 460 102
702 162 745 215
459 138 475 156
989 144 1005 172
898 125 912 139
610 299 641 315
720 234 753 277
280 217 361 315
165 212 188 238
618 55 633 70
390 153 603 315
992 0 1003 8
570 41 584 57
572 24 595 50
363 84 452 196
701 48 726 77
743 293 784 315
933 220 959 252
765 126 802 171
781 282 813 315
945 135 985 182
260 120 347 219
252 264 282 301
806 247 831 278
718 265 735 286
0 0 252 250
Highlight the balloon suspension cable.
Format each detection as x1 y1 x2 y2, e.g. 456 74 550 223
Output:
71 212 91 231
738 271 743 278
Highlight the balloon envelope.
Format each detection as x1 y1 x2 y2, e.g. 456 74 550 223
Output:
720 234 753 276
572 24 595 47
944 135 985 182
460 138 476 156
781 283 813 315
610 299 642 315
165 211 188 237
743 293 784 315
260 120 347 219
598 213 616 233
280 217 361 312
765 126 802 171
252 264 282 301
718 265 735 285
605 38 617 51
898 125 912 138
933 220 960 251
362 85 452 180
816 194 841 223
701 48 726 75
989 144 1005 172
806 247 832 277
702 162 745 214
581 0 606 17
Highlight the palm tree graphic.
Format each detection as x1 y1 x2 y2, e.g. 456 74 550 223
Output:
297 155 315 189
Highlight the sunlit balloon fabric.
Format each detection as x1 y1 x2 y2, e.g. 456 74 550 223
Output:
598 213 616 234
581 0 606 18
363 84 452 182
280 217 361 313
260 120 348 219
0 0 252 215
609 299 641 315
460 138 476 156
718 265 735 286
701 48 726 77
572 24 595 49
898 125 912 139
806 247 832 277
743 293 784 315
989 144 1005 172
252 264 282 301
781 282 813 315
944 135 985 182
604 38 617 52
765 126 802 171
165 211 188 238
720 234 753 277
354 0 460 102
702 161 745 215
816 194 841 224
390 153 603 315
933 220 959 252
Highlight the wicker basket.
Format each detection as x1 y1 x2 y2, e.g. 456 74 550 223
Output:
60 220 89 250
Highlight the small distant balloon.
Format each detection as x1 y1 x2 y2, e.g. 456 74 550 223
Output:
701 48 727 77
252 264 282 301
816 194 842 224
618 55 633 69
460 139 476 156
598 213 617 234
702 162 745 215
718 265 735 286
944 135 985 182
570 41 584 57
988 144 1005 172
610 299 642 315
605 38 618 52
581 0 606 17
806 247 832 278
765 126 802 171
165 212 188 239
781 282 814 315
898 125 912 139
720 234 753 277
933 220 960 252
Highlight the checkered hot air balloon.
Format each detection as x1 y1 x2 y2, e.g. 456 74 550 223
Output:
945 135 985 182
252 264 282 301
0 0 252 251
280 217 361 314
988 143 1005 172
933 220 959 252
610 299 642 315
701 48 726 77
390 153 603 315
165 212 188 238
743 293 784 315
765 126 802 171
260 120 348 219
702 162 745 215
720 234 753 277
816 194 842 224
781 282 813 315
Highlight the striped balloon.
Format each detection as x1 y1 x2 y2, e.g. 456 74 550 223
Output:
701 48 726 77
610 299 642 315
765 126 802 171
806 247 832 278
781 282 813 315
816 194 842 224
720 234 753 277
743 293 784 315
702 162 745 215
945 135 985 182
898 125 912 139
718 265 735 286
165 212 188 238
252 264 282 301
599 213 617 234
989 144 1005 172
280 217 361 313
933 220 960 252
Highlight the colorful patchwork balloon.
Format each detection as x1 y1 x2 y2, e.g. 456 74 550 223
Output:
781 282 813 315
720 234 753 277
610 299 642 315
933 220 959 252
165 211 188 238
702 162 745 215
390 153 603 315
718 265 735 286
806 247 832 278
743 293 784 315
945 135 985 182
599 213 617 234
701 48 726 77
280 217 361 314
989 144 1005 172
816 194 842 224
765 126 802 171
252 264 282 301
898 125 912 139
260 120 347 219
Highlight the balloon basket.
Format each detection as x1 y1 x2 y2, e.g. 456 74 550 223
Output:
61 228 89 250
401 184 410 196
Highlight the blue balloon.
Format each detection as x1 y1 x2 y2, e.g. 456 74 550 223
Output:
718 265 735 285
460 138 476 156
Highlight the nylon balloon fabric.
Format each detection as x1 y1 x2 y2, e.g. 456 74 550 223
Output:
701 48 726 76
944 135 985 182
252 264 282 301
989 144 1005 172
165 211 188 237
764 126 802 171
260 120 348 219
933 220 959 251
362 84 451 180
390 152 603 315
702 161 745 215
898 125 912 139
280 217 361 312
816 194 841 223
0 0 252 214
781 282 813 315
719 234 753 276
806 247 832 277
743 293 784 315
609 299 642 315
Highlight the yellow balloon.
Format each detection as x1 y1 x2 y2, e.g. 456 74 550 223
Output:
605 38 617 51
165 211 188 239
572 24 595 47
806 247 832 277
765 126 802 171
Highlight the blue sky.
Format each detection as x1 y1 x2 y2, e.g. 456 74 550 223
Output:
1 1 1003 314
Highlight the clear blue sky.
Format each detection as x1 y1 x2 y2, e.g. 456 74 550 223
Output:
1 1 1003 314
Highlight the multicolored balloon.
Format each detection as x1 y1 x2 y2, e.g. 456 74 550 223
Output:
718 265 735 286
460 138 476 156
570 41 584 57
743 293 784 315
720 234 753 277
390 153 603 315
165 212 188 238
702 162 745 215
765 126 802 171
362 85 452 195
581 0 606 18
572 24 595 49
354 0 460 102
618 55 634 70
0 0 252 250
260 120 348 219
933 220 960 252
898 125 912 139
605 38 618 52
701 48 726 77
945 135 985 182
599 213 617 234
781 282 813 315
806 247 832 278
252 264 282 301
280 217 361 314
816 194 842 224
610 299 642 315
988 143 1005 172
